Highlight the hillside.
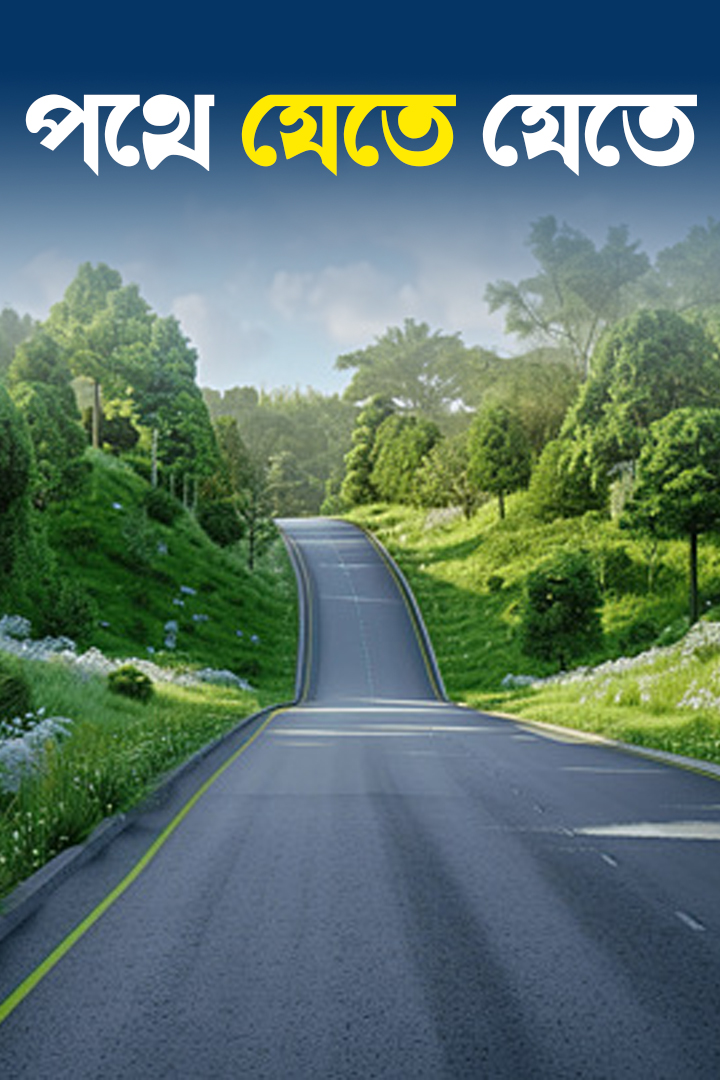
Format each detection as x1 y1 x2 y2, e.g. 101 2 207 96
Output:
348 498 720 766
41 450 297 704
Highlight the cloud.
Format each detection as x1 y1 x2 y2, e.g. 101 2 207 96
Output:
171 291 273 387
269 261 422 346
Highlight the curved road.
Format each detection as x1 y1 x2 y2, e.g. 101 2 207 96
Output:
1 518 720 1077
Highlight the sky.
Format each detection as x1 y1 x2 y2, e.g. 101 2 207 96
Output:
0 2 717 394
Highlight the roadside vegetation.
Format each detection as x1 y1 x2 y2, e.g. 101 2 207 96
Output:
348 500 720 768
4 214 720 893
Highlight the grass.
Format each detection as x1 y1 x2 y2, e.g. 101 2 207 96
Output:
0 450 299 900
347 498 720 767
44 450 298 704
0 660 261 900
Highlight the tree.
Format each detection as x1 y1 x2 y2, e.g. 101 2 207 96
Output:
564 309 720 480
370 414 441 504
340 396 394 506
336 319 477 418
622 408 720 624
209 416 274 569
0 307 35 377
46 263 154 449
652 218 720 312
520 549 603 669
486 217 650 378
6 331 87 506
467 405 531 520
528 438 608 520
413 431 479 518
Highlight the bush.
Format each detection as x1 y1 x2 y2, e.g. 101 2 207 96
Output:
520 549 603 668
197 500 243 547
0 659 33 723
143 487 182 526
107 664 154 703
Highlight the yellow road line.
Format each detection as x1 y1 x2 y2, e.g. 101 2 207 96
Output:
0 708 280 1027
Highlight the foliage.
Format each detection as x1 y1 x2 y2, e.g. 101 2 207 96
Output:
340 396 395 506
0 663 259 899
370 413 441 504
107 664 154 702
143 486 183 525
529 438 608 519
204 384 355 516
652 218 720 312
520 549 603 667
467 404 532 519
0 307 35 377
565 309 720 477
197 498 244 547
413 431 479 518
0 658 32 723
485 217 650 378
0 381 33 514
336 318 483 418
622 408 720 623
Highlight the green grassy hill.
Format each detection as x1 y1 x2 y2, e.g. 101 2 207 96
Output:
348 497 720 765
43 450 297 704
0 451 298 898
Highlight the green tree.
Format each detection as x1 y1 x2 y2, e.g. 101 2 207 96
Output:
622 408 720 624
413 431 479 518
0 307 35 377
528 438 607 520
486 217 650 378
652 218 720 312
340 396 394 506
520 549 603 669
46 263 154 449
370 414 441 504
336 319 476 419
467 405 532 520
565 309 720 480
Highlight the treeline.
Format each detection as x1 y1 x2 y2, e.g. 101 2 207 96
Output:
334 217 720 626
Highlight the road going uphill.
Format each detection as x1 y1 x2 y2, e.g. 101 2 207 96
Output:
1 518 720 1077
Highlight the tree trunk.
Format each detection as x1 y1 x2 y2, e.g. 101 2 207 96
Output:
689 529 699 624
498 490 506 520
92 379 101 450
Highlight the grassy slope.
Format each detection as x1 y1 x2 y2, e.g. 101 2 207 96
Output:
45 450 297 705
348 498 720 766
0 451 298 899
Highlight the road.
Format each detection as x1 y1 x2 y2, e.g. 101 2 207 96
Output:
1 517 720 1077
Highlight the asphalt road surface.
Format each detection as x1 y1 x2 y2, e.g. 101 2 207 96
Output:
1 517 720 1078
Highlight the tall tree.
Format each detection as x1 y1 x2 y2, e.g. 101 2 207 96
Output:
622 408 720 624
486 217 650 378
7 331 87 506
370 414 441 505
340 396 394 506
467 404 532 520
336 318 477 419
46 263 154 449
652 218 720 312
564 308 720 481
0 307 35 377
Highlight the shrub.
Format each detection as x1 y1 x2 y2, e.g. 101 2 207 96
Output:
107 664 154 703
0 659 33 723
520 549 603 668
197 500 243 547
143 487 182 526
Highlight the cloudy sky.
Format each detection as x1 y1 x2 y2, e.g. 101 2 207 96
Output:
1 2 717 394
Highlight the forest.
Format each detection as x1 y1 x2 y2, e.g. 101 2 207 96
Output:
2 214 720 653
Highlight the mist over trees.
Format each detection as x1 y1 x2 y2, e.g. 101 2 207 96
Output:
3 214 720 628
